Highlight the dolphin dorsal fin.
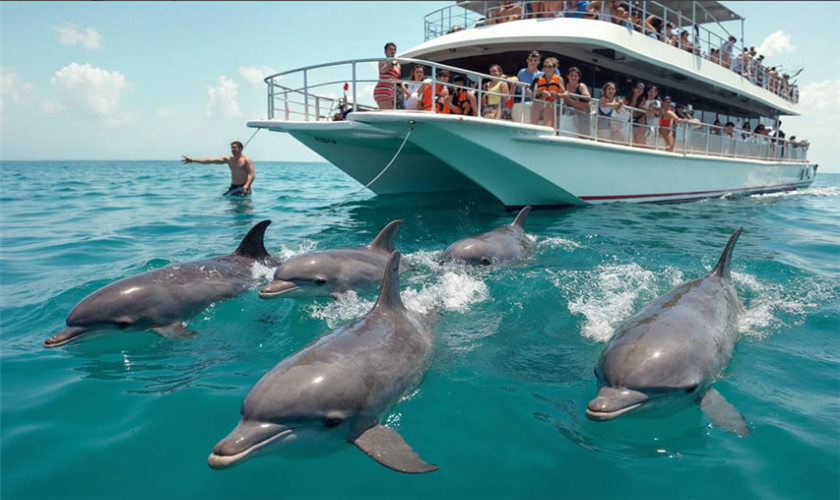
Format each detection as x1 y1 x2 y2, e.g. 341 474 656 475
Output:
712 227 744 279
233 220 272 260
511 206 532 230
368 220 402 252
374 251 405 311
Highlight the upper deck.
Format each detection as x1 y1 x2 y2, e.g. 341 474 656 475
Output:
406 0 799 117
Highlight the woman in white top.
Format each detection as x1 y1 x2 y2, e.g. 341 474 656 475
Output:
402 65 431 111
597 81 625 142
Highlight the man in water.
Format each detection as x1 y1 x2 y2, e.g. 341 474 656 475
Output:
182 141 255 196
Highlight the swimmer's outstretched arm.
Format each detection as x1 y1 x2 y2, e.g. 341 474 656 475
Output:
181 155 228 165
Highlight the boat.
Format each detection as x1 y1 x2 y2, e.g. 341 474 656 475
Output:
247 1 817 208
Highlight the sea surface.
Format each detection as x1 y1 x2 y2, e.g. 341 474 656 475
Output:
1 161 838 500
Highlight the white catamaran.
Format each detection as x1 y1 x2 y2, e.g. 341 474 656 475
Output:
248 1 817 208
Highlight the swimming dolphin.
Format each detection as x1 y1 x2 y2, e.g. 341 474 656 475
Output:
209 251 437 474
586 227 750 436
440 206 532 266
44 220 282 348
259 220 408 298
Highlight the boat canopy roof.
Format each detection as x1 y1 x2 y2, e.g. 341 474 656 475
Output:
456 0 743 24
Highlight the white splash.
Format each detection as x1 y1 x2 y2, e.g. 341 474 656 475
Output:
276 239 319 261
732 271 832 339
750 186 840 199
250 261 279 281
537 236 583 251
553 263 680 343
308 250 490 328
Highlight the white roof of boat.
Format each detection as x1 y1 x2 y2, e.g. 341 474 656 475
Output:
456 0 744 24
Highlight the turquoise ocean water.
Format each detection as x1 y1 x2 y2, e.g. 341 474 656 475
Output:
1 160 838 500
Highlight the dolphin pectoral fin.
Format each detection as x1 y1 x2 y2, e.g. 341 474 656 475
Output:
699 388 751 437
153 323 197 339
353 424 438 474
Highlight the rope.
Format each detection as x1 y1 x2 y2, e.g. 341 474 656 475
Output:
327 127 414 212
243 127 262 149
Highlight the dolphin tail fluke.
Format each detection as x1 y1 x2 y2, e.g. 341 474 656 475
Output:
511 206 532 230
712 227 744 279
699 388 751 437
353 424 438 474
374 251 404 311
234 220 272 260
368 220 402 252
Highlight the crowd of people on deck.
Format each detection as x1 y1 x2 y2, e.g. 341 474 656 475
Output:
447 1 800 103
361 43 810 156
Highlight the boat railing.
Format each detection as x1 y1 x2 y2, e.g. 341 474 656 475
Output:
424 1 798 103
260 57 808 163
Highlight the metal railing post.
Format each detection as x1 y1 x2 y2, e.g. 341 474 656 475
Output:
352 62 357 113
303 70 310 121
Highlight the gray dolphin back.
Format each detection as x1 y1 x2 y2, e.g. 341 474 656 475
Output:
511 206 531 230
712 226 744 280
233 220 272 260
368 220 403 253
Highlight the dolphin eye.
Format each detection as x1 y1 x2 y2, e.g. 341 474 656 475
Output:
324 418 342 428
479 257 492 266
686 385 698 394
314 278 328 286
116 321 131 329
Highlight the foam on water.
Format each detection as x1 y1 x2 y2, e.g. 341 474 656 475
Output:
552 262 681 342
750 186 840 199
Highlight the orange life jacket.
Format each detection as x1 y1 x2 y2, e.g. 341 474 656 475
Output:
535 74 562 102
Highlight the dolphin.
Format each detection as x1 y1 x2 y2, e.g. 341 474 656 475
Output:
209 251 437 474
44 220 282 348
586 227 750 436
440 206 532 266
259 220 408 298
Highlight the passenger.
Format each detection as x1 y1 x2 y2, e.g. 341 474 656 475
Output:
403 65 431 111
513 51 542 123
374 42 401 110
629 9 644 32
658 97 681 152
723 121 736 138
643 85 661 146
561 66 591 136
447 74 479 116
422 69 451 113
531 58 565 128
721 35 737 69
679 30 696 54
711 118 723 135
663 23 677 46
645 14 663 40
564 1 591 18
482 64 510 119
492 1 523 24
625 81 647 146
536 1 564 17
597 81 625 142
741 122 751 140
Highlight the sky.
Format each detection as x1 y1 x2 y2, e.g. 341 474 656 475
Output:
1 1 838 173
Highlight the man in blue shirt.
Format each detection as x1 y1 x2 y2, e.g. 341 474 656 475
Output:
513 51 542 123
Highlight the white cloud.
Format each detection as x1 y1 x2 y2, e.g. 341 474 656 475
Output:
756 30 794 58
238 65 276 86
783 79 840 173
55 24 101 50
206 76 242 118
156 107 172 117
796 80 840 113
50 63 128 115
1 67 33 110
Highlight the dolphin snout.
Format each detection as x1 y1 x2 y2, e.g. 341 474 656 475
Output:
44 326 88 348
586 387 648 421
208 421 291 469
259 280 300 299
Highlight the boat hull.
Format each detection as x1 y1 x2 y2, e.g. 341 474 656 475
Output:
248 119 480 195
351 112 817 207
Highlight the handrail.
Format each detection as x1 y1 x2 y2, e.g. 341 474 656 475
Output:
258 56 809 164
422 1 799 104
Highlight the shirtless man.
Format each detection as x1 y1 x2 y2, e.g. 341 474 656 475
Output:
182 141 255 196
